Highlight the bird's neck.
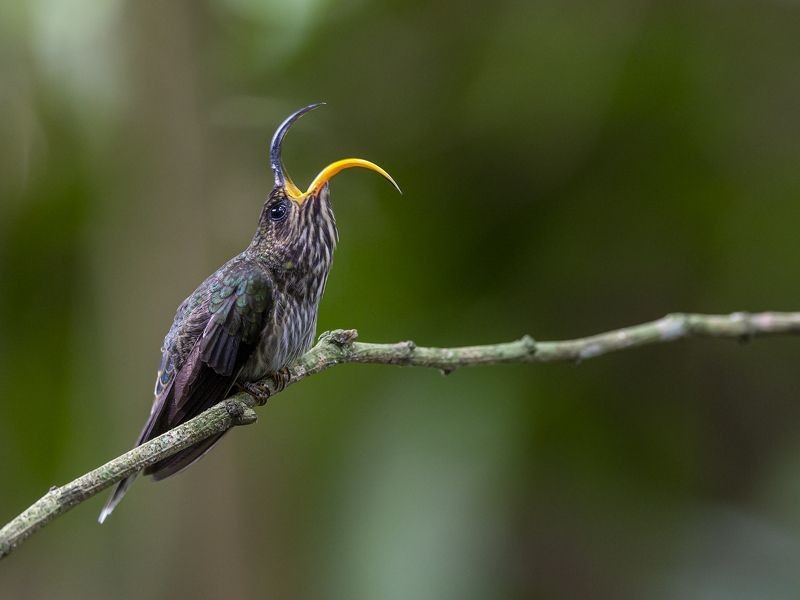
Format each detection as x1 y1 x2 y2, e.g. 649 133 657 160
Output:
247 207 338 306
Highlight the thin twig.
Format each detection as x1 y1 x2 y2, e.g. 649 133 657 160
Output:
2 311 799 560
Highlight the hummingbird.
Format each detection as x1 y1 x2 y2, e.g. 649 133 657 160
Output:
99 104 399 523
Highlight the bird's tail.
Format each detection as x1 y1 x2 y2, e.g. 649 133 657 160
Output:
98 384 175 523
97 431 225 523
98 473 138 524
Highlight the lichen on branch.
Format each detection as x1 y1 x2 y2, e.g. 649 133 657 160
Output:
2 311 799 561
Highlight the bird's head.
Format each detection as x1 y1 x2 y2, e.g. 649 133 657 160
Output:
253 103 400 278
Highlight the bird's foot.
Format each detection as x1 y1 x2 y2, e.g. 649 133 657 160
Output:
271 367 292 393
238 368 292 406
239 381 272 406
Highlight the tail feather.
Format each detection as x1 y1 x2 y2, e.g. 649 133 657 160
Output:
98 385 173 524
98 431 226 523
98 473 138 524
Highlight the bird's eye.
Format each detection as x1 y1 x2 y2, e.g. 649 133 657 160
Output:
268 201 289 222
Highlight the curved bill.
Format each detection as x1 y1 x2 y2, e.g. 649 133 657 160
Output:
270 104 401 204
293 158 402 203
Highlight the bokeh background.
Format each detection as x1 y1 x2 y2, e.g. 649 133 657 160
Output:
2 0 800 598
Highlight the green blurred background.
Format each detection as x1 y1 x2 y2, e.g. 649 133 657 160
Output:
2 0 800 598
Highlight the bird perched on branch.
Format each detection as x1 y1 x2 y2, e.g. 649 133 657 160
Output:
99 104 400 523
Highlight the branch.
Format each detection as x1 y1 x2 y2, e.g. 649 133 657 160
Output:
2 311 799 560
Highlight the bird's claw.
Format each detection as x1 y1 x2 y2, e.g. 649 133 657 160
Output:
239 381 271 406
238 368 291 406
271 367 292 393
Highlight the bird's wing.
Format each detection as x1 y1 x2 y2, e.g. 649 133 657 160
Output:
99 266 273 522
165 268 273 424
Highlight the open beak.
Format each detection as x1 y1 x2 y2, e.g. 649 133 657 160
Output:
270 104 401 204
